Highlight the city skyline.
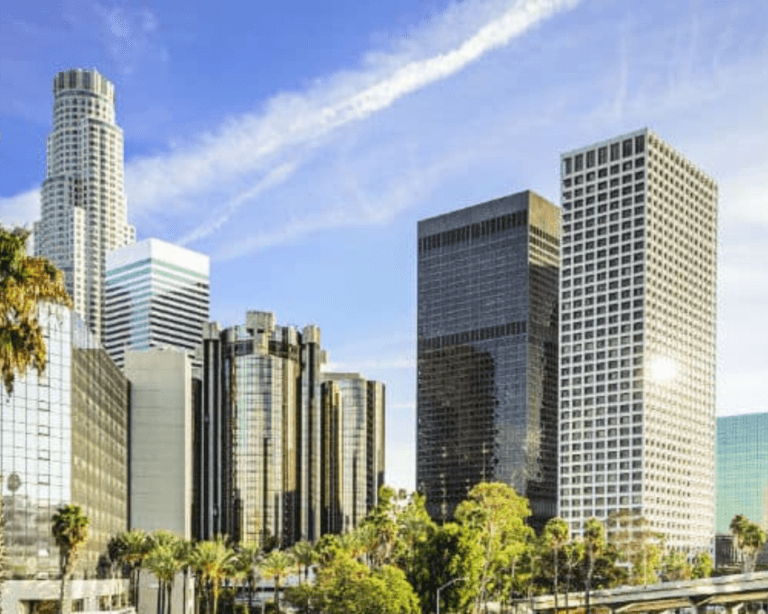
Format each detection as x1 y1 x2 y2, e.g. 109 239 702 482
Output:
1 0 767 491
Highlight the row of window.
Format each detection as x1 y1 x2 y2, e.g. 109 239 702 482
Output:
563 135 645 175
419 210 535 253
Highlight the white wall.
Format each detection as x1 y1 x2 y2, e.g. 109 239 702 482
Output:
125 348 193 538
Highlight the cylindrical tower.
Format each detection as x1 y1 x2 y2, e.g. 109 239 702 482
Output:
35 68 136 342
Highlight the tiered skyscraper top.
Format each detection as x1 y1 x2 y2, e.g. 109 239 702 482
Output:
35 68 136 342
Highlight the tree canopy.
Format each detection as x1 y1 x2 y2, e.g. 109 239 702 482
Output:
0 226 71 394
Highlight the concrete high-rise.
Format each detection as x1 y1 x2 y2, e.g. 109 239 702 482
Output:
35 69 135 342
557 129 718 552
416 190 560 526
105 238 210 370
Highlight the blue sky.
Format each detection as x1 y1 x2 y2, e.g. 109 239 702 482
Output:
1 0 767 490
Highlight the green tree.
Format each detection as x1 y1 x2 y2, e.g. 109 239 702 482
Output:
408 522 482 614
52 504 90 614
115 529 151 611
730 514 766 573
542 517 569 613
581 517 604 614
692 552 713 579
359 485 398 568
292 540 316 585
0 227 72 395
145 533 183 614
189 537 235 614
561 540 584 612
235 542 262 611
304 551 418 614
605 510 662 585
660 551 692 581
455 482 532 613
260 550 296 614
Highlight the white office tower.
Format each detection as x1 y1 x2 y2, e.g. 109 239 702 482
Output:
35 68 135 342
558 129 717 552
105 238 210 370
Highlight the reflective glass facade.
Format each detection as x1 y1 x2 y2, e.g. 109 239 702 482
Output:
0 305 129 579
197 312 323 547
558 129 717 552
417 190 559 526
320 374 385 533
716 414 768 533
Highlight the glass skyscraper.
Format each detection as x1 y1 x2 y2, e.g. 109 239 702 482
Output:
104 238 210 370
320 373 385 533
416 190 560 526
196 311 387 547
558 129 718 552
0 305 129 608
35 69 135 342
197 311 324 547
716 413 768 533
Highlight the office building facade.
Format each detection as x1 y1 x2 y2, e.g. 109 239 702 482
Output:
35 69 135 342
0 305 130 611
716 413 768 533
417 190 560 525
125 347 194 539
320 373 385 533
558 129 717 552
196 312 324 547
105 238 210 370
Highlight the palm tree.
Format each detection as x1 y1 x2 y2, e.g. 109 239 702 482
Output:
188 537 235 614
117 529 151 610
582 518 605 614
145 531 183 614
291 541 316 584
236 542 262 610
730 514 766 573
145 542 182 614
0 226 72 395
52 505 90 614
542 517 569 614
260 550 296 614
175 538 195 614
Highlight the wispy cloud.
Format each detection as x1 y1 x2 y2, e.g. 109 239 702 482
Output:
177 162 299 246
125 0 579 220
92 3 167 75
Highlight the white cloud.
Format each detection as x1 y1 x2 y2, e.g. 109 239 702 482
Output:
92 3 167 76
125 0 579 219
0 189 40 228
177 161 299 246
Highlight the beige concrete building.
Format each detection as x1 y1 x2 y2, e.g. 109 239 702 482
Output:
125 347 194 539
558 129 718 552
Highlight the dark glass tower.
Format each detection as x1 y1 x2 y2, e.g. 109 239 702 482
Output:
416 190 559 527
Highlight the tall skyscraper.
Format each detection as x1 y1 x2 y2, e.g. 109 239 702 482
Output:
416 190 560 526
558 129 717 552
716 413 768 533
0 305 130 610
320 373 385 533
105 238 210 370
35 68 135 342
